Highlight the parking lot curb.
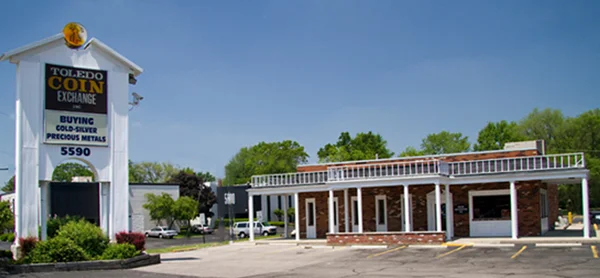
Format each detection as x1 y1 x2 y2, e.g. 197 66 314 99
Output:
535 243 582 247
408 245 448 249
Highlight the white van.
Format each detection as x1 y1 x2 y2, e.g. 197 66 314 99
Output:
233 221 277 238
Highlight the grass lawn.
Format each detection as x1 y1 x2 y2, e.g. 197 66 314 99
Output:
173 233 208 239
146 234 280 254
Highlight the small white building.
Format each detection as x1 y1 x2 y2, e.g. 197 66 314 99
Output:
129 183 180 232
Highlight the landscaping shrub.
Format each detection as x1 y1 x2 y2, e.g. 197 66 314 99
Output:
56 220 109 258
101 243 139 260
18 237 38 258
0 250 13 259
25 237 88 263
0 233 14 242
47 215 83 238
116 231 145 251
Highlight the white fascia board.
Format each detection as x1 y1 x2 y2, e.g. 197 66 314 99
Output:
448 169 589 185
0 33 64 63
327 176 445 190
85 38 143 76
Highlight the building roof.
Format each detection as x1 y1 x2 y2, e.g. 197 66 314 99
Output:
0 34 143 76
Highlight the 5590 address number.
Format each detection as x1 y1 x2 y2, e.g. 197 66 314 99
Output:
60 146 91 157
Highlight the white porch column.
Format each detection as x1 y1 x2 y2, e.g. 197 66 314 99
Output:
283 194 289 238
344 189 349 233
357 187 363 233
294 192 300 241
435 183 442 232
39 182 49 240
249 194 254 242
261 195 268 222
510 181 518 239
328 190 334 234
100 182 110 237
445 184 452 240
404 185 411 232
582 178 590 238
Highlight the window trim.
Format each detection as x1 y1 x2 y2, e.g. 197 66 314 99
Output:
469 189 511 222
375 195 387 227
540 188 549 218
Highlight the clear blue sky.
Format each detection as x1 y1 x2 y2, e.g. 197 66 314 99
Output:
1 0 599 185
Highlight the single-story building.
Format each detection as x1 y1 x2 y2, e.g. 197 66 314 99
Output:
129 183 180 233
247 140 591 245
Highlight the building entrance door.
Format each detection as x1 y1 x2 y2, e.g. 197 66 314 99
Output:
306 198 317 238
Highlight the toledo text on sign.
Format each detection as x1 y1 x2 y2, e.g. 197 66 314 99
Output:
44 63 108 146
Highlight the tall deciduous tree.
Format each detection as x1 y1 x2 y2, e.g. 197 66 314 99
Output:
474 120 526 151
420 131 471 155
518 108 566 153
173 196 199 235
130 161 180 183
399 146 425 157
52 162 94 182
168 171 217 217
224 140 309 185
317 132 394 163
2 176 15 193
197 172 216 182
143 193 176 227
0 200 14 232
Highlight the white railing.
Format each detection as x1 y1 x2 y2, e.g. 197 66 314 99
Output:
252 171 328 187
327 159 448 182
448 153 585 176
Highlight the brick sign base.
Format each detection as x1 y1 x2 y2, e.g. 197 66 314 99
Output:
327 232 446 245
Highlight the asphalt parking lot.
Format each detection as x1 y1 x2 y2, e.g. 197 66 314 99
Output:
8 243 600 278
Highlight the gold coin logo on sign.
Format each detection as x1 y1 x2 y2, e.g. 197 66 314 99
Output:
63 22 87 49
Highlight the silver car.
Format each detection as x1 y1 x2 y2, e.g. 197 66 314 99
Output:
145 226 178 239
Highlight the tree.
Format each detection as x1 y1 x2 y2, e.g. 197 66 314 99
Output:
173 196 199 236
420 131 471 155
286 207 295 223
129 160 144 183
518 108 566 153
273 209 284 221
168 171 217 218
52 162 94 182
317 132 394 163
143 193 176 228
2 176 14 193
0 200 14 233
224 140 309 185
132 162 180 183
197 172 216 182
474 121 526 151
399 146 425 157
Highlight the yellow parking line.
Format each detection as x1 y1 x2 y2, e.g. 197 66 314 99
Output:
367 246 407 259
511 246 527 259
436 244 468 258
591 246 598 259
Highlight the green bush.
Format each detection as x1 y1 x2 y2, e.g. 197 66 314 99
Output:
56 220 109 258
0 233 14 242
25 237 88 263
101 243 139 260
47 215 83 238
0 250 13 259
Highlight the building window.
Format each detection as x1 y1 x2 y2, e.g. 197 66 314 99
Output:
308 202 314 226
541 190 548 218
377 199 385 225
472 195 510 221
333 200 338 225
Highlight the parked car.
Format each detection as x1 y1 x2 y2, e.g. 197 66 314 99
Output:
144 226 178 239
233 221 277 238
590 211 600 225
191 224 213 234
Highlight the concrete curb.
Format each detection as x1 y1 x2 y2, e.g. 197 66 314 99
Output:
4 254 160 274
535 243 582 247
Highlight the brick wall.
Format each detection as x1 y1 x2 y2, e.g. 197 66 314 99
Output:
327 232 445 246
548 183 559 231
299 181 545 239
